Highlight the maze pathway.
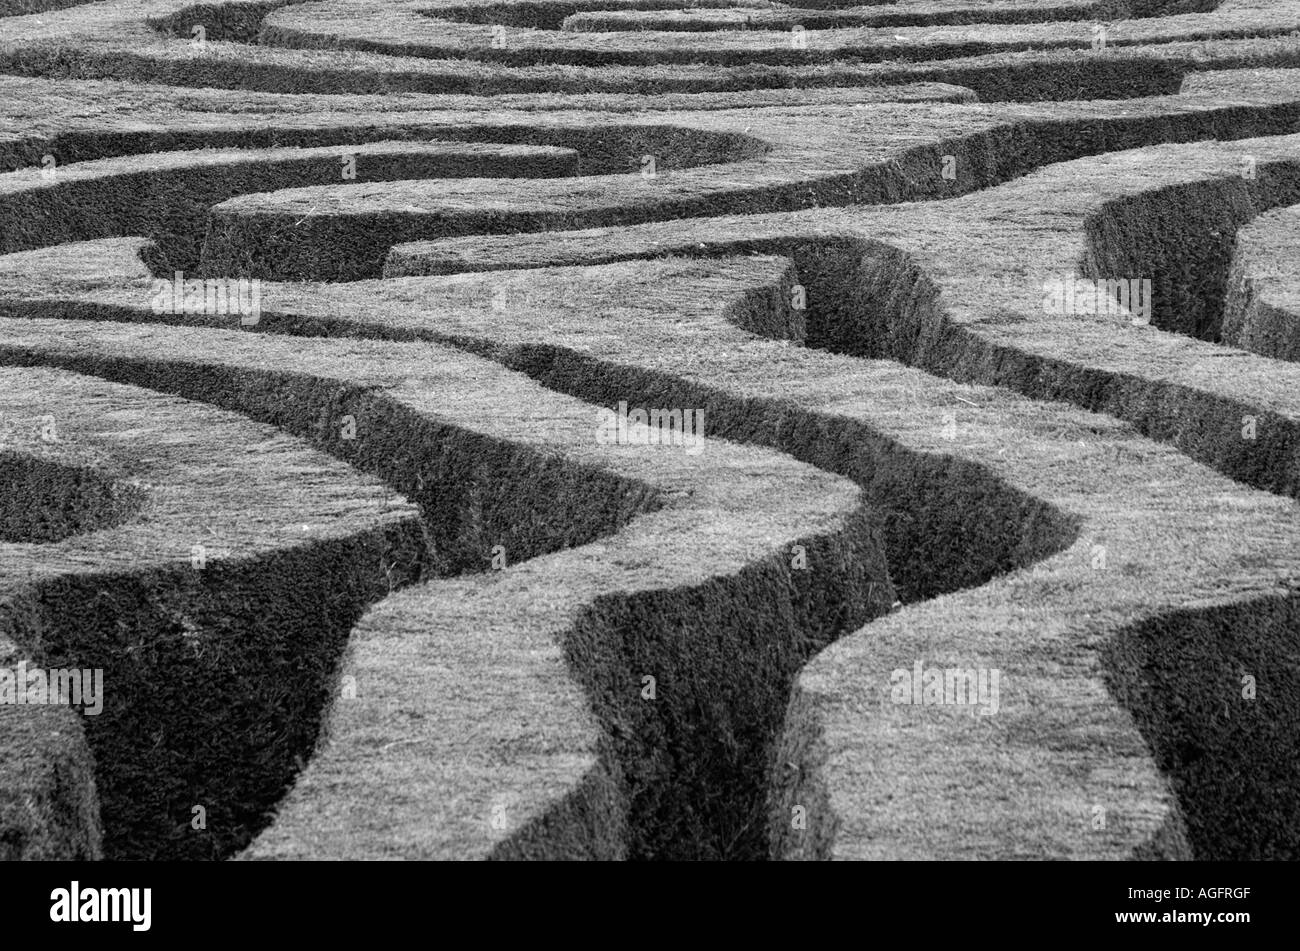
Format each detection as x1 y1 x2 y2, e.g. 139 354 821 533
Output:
1 0 1299 861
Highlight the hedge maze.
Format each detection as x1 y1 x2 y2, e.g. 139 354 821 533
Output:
1 0 1299 861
